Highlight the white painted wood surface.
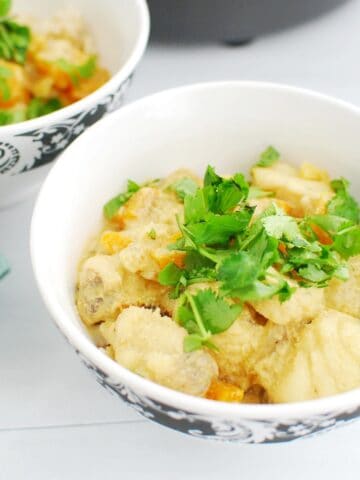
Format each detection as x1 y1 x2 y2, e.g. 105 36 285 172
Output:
1 0 360 477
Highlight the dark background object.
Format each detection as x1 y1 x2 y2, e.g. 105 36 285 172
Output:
148 0 350 44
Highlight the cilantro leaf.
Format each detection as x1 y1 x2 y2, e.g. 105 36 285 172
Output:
26 97 62 120
262 213 310 248
0 63 11 100
256 146 280 167
186 210 252 246
178 289 241 352
103 179 140 220
170 177 198 200
184 188 209 224
298 264 329 283
55 55 97 86
332 225 360 259
0 0 11 17
0 20 30 64
204 165 222 186
218 251 260 292
0 107 25 125
158 262 184 286
248 186 274 199
193 289 241 334
327 178 359 223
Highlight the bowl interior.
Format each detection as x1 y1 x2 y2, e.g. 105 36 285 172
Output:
14 0 143 73
32 82 360 409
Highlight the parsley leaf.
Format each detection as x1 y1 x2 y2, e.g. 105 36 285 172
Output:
256 146 280 167
103 179 140 220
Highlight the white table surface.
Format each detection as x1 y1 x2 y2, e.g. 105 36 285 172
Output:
1 1 360 478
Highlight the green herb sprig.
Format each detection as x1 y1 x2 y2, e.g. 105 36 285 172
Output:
0 1 30 64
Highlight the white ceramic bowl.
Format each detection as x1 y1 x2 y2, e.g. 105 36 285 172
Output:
31 82 360 443
0 0 149 208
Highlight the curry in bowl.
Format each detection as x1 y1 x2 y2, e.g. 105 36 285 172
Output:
0 0 109 125
76 147 360 404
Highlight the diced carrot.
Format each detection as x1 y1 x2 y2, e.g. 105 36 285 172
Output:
151 249 186 269
310 223 333 245
110 206 137 228
206 379 244 403
100 231 132 254
278 242 287 256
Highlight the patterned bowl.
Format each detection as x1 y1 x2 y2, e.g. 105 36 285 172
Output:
0 0 149 208
31 82 360 443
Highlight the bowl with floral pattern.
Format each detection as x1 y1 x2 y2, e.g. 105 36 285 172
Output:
0 0 149 208
31 82 360 443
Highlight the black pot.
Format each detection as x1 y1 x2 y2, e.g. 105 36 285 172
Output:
148 0 349 44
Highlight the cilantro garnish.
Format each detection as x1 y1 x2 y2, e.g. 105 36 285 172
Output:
0 107 25 125
170 177 198 200
26 97 62 119
0 0 10 17
0 21 30 65
256 146 280 167
147 228 157 240
177 289 241 352
55 55 97 86
327 178 360 223
103 180 140 220
154 154 360 351
0 63 11 100
248 186 274 199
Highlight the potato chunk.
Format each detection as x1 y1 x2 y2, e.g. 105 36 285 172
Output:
100 307 218 396
269 309 360 402
211 307 265 390
325 255 360 319
252 162 333 214
77 255 123 326
251 286 324 325
77 255 171 325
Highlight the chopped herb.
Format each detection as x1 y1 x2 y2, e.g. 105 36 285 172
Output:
55 55 97 86
256 146 280 167
156 153 359 352
170 177 198 200
248 186 274 199
147 228 157 240
177 289 241 352
0 20 30 64
158 262 184 286
0 0 10 17
103 179 140 220
0 107 25 125
26 97 62 119
327 178 360 223
0 63 11 100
